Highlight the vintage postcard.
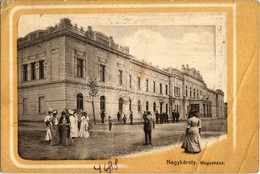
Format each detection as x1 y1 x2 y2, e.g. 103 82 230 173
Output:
1 0 259 173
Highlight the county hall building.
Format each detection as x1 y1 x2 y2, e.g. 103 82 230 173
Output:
17 18 225 121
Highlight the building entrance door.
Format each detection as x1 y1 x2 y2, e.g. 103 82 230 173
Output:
190 104 200 113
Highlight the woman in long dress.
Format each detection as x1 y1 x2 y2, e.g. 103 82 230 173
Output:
69 110 78 138
79 112 90 138
50 110 60 146
59 111 73 146
181 109 202 153
44 109 53 141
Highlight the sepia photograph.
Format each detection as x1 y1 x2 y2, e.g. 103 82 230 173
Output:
1 0 259 172
17 14 228 160
17 13 228 160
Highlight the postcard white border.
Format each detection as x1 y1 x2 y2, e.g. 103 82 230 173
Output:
9 3 236 169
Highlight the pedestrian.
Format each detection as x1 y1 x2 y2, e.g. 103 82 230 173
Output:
129 111 133 125
117 111 121 123
181 109 202 153
75 110 81 131
79 112 90 138
143 111 154 145
123 114 127 124
50 110 60 146
172 110 176 123
165 112 169 123
160 113 164 124
44 108 53 141
163 112 167 123
176 112 180 122
155 111 159 124
101 110 106 123
69 109 78 138
142 111 147 121
108 115 113 131
59 111 73 146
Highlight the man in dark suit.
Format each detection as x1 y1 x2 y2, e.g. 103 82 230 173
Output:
143 111 154 145
155 110 159 124
172 110 176 123
117 111 121 123
101 110 106 123
129 111 133 125
176 112 180 123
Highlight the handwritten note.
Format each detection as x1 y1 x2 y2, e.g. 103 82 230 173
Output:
94 159 118 173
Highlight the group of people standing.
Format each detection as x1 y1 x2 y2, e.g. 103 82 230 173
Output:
154 111 169 124
44 107 202 153
116 111 134 125
153 110 180 124
44 108 90 146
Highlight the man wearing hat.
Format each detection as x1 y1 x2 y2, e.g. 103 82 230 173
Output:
69 109 78 138
143 111 155 145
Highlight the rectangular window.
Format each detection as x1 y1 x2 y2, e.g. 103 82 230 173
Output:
23 64 28 81
129 99 132 111
39 60 45 79
77 59 84 78
165 85 168 95
99 65 105 82
138 100 141 111
160 83 162 94
153 81 156 93
137 77 141 90
118 70 123 85
185 86 188 97
129 75 132 89
146 79 149 92
23 98 28 114
38 96 45 114
31 62 36 80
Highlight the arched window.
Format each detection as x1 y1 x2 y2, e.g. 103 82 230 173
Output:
77 93 83 110
100 96 105 111
153 102 156 112
166 103 168 113
146 101 149 111
190 87 192 97
185 86 188 96
138 100 141 112
160 102 163 114
193 88 196 97
119 98 123 111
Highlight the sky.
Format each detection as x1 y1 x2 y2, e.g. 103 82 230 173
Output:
19 14 226 101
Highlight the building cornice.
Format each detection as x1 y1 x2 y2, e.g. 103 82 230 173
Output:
130 58 171 77
18 28 132 60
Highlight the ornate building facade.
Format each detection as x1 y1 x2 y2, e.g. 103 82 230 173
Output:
18 18 225 121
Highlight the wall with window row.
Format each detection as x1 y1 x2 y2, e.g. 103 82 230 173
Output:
18 27 225 121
